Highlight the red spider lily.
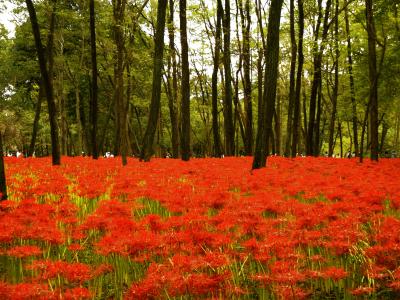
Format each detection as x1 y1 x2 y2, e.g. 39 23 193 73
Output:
63 287 92 300
67 243 83 251
0 281 55 299
350 286 375 295
27 260 92 283
321 266 348 281
274 285 311 300
388 280 400 291
6 245 42 258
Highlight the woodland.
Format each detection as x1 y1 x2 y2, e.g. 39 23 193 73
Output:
0 0 397 168
1 1 400 298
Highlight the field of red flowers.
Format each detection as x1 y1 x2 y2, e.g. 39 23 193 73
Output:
0 156 400 299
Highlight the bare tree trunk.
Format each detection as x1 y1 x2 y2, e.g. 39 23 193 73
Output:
365 0 379 161
167 0 180 158
90 0 99 159
180 0 190 161
140 0 168 161
223 0 235 156
285 0 297 156
212 0 223 157
252 0 284 169
291 0 304 157
113 0 128 165
25 0 61 165
306 0 331 156
239 0 253 155
28 84 44 157
345 5 359 156
0 132 7 201
328 0 339 156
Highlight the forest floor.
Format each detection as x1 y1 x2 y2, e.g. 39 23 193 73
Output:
0 156 400 299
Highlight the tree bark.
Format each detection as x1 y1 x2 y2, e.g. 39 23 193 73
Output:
328 0 339 157
180 0 190 161
0 132 7 201
211 0 223 157
306 0 331 156
285 0 297 157
113 0 128 165
252 0 284 169
239 0 253 155
140 0 168 161
291 0 304 157
365 0 379 161
344 5 359 156
28 84 44 157
222 0 235 156
167 0 180 158
25 0 60 165
90 0 99 159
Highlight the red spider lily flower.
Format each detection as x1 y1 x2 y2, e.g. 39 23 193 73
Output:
27 260 92 283
0 281 55 299
350 286 375 295
91 263 113 277
388 280 400 291
6 245 42 258
68 243 84 251
63 287 92 300
321 266 348 281
274 284 311 300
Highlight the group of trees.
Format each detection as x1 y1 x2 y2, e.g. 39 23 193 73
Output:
0 0 399 170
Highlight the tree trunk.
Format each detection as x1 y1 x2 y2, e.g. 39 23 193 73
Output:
328 0 339 157
252 0 284 169
90 0 99 159
239 0 253 155
28 84 44 157
291 0 304 157
344 5 359 156
365 0 379 161
167 0 180 158
285 0 297 157
113 0 128 165
180 0 190 161
306 0 331 156
222 0 235 156
140 0 168 161
211 0 223 157
0 132 7 201
25 0 60 165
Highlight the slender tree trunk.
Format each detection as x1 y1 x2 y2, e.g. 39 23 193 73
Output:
180 0 190 161
223 0 235 156
328 0 339 156
212 0 223 157
275 94 281 155
240 0 253 155
90 0 99 159
25 0 60 165
291 0 304 157
314 79 322 156
252 0 284 169
167 0 180 158
307 0 331 156
140 0 168 161
0 132 7 201
344 5 359 156
285 0 297 156
113 0 128 165
365 0 379 161
28 4 56 158
28 84 44 157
